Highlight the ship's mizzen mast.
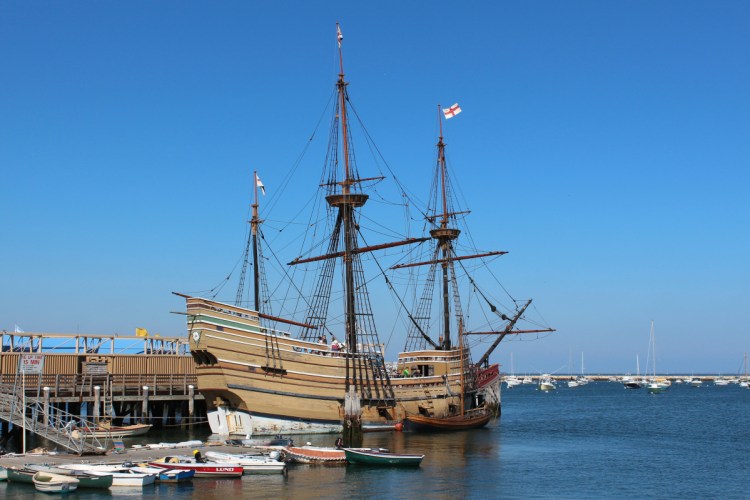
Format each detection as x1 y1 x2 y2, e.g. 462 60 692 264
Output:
434 112 461 351
397 105 555 374
401 105 496 353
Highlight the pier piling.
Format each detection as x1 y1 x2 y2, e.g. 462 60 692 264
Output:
141 386 149 424
43 387 50 426
93 386 101 423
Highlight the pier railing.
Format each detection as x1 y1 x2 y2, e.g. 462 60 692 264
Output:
0 373 198 401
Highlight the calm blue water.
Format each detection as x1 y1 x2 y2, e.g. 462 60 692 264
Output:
3 381 749 499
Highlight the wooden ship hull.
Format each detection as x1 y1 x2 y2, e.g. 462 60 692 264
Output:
186 296 495 435
402 408 493 432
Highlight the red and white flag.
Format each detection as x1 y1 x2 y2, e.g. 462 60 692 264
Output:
337 25 343 48
255 173 266 196
443 103 462 119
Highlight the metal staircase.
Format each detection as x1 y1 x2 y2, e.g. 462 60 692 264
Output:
0 383 107 455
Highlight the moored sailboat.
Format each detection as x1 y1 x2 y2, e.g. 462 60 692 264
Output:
740 353 750 388
505 353 521 388
623 355 643 389
645 321 666 394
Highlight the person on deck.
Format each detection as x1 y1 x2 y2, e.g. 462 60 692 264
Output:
318 335 328 355
402 366 411 377
193 449 206 463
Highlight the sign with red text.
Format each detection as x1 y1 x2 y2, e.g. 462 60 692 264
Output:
19 354 45 374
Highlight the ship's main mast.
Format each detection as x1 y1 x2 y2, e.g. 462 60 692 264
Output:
329 27 368 361
290 25 425 407
251 171 261 312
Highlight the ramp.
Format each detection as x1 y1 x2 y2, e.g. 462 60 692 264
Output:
0 383 107 455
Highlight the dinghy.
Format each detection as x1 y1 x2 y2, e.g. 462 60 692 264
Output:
26 465 113 489
343 448 424 466
32 471 80 493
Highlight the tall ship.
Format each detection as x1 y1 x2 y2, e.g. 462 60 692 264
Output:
179 25 553 436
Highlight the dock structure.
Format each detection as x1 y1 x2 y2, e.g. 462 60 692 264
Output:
0 331 204 452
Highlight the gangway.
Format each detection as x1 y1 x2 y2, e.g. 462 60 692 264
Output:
0 383 107 455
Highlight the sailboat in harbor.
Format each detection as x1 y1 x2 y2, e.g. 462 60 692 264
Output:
739 353 749 388
577 353 590 385
505 353 521 389
567 350 579 388
178 25 554 436
622 355 642 389
645 321 666 394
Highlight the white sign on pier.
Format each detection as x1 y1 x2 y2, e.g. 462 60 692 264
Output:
20 353 45 374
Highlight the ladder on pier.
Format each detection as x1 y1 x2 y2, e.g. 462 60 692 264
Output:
0 383 107 455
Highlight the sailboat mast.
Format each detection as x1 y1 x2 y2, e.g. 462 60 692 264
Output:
251 171 261 312
651 321 656 378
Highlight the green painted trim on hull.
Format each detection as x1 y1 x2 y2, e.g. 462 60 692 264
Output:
193 315 264 334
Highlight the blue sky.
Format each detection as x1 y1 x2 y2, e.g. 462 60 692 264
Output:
2 2 749 374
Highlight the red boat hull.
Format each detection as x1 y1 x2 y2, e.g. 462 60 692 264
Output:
147 461 243 478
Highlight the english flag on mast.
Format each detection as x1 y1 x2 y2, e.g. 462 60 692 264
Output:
255 173 266 196
443 103 462 119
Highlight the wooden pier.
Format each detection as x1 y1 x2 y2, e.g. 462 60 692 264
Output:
0 331 204 452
